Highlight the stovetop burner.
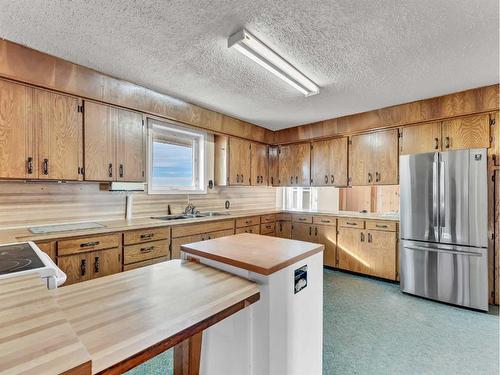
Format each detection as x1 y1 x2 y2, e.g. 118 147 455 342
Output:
0 243 45 275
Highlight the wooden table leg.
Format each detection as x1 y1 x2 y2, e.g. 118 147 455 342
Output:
174 331 203 375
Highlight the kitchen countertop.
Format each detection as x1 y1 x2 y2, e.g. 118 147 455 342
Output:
0 209 399 244
182 233 324 275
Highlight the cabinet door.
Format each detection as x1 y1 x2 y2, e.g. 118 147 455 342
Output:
229 137 251 185
278 145 294 186
442 114 490 151
34 89 82 180
0 80 34 179
57 253 90 285
84 101 116 181
116 108 144 182
291 222 313 242
90 247 122 279
316 225 337 267
337 227 366 274
349 133 373 186
276 221 292 238
311 139 331 186
292 143 311 186
400 122 441 155
373 129 399 185
491 112 499 166
331 137 348 187
251 143 268 185
171 234 204 259
366 230 396 280
268 146 280 186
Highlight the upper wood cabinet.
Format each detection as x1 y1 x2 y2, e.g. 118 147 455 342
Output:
268 146 280 186
311 137 348 187
441 114 490 151
399 122 441 155
214 135 251 186
84 101 144 182
0 80 33 179
279 143 310 186
0 80 83 181
492 112 499 166
349 129 398 186
250 143 268 186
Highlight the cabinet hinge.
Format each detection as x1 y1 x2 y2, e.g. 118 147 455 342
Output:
77 104 84 113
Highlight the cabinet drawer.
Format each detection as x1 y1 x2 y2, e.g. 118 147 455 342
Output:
260 214 276 224
260 222 275 235
58 234 120 256
123 239 169 265
276 213 291 221
172 220 234 238
365 220 397 232
123 256 169 271
124 227 170 245
236 216 260 228
235 225 260 234
292 214 313 223
338 218 365 229
313 216 337 226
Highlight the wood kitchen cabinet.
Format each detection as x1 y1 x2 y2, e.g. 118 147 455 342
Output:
90 247 122 279
214 135 251 185
311 137 348 186
251 142 268 185
279 143 311 186
276 220 292 238
399 122 441 155
291 222 313 242
441 114 490 151
268 145 280 186
57 252 91 285
84 101 144 182
349 129 398 185
171 229 234 259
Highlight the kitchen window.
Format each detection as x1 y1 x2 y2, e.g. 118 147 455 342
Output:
147 119 206 194
282 187 318 210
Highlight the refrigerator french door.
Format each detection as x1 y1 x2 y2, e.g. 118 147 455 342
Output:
399 149 488 311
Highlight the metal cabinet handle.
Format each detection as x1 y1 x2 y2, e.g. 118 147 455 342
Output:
324 175 328 184
279 223 283 231
43 159 49 175
346 222 357 226
331 174 334 184
140 246 154 253
375 224 388 228
315 227 318 236
119 164 124 178
94 256 100 273
27 157 33 174
445 136 450 149
241 174 244 183
360 232 365 242
290 176 293 184
80 241 99 248
295 176 298 184
208 235 212 239
321 220 331 223
375 172 380 182
140 233 154 239
80 259 87 276
309 226 312 235
434 137 439 150
298 218 307 221
271 177 274 185
367 233 372 243
368 172 372 183
108 163 113 178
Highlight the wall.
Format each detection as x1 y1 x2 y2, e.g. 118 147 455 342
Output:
0 182 277 229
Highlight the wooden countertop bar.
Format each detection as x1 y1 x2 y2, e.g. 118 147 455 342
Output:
52 260 259 374
181 233 324 276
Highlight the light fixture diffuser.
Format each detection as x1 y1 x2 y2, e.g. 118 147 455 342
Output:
228 29 320 97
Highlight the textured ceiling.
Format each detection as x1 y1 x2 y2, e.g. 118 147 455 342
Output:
0 0 498 130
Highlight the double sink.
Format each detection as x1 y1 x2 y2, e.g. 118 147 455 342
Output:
151 212 230 221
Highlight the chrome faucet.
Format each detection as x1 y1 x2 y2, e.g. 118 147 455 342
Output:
184 203 199 215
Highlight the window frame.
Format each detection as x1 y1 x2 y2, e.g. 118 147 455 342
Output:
147 118 207 195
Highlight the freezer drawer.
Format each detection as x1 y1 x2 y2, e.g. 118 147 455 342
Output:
400 240 488 311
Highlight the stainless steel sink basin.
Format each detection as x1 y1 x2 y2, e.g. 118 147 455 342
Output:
151 212 230 221
198 212 230 217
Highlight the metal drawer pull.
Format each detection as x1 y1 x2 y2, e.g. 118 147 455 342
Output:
298 218 307 221
321 220 331 223
108 163 113 178
140 246 154 253
375 172 380 182
27 157 33 174
346 222 357 226
119 164 124 178
140 233 154 239
315 227 318 236
94 256 100 273
309 226 312 235
43 159 49 175
80 241 99 248
367 233 372 243
266 225 272 229
375 224 388 228
360 232 365 242
80 259 87 276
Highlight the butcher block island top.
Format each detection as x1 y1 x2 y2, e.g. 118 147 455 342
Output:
0 260 260 374
181 233 324 275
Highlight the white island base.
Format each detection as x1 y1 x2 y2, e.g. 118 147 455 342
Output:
181 234 324 375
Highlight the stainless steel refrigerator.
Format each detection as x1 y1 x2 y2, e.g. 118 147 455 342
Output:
399 148 488 311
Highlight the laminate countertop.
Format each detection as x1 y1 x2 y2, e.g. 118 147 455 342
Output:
181 233 324 275
0 209 399 244
0 260 260 374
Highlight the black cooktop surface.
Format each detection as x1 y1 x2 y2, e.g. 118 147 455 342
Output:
0 243 45 275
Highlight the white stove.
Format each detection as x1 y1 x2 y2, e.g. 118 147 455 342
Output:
0 241 66 289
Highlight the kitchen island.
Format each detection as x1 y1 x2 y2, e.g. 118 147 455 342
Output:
181 233 324 375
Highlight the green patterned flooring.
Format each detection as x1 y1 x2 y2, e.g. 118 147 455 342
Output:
127 269 499 374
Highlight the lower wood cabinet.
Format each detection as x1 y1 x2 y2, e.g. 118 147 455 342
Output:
235 225 260 234
171 229 234 259
292 221 336 267
276 221 292 238
57 252 91 285
91 247 122 279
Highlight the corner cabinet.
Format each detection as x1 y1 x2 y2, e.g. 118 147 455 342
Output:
84 101 144 182
311 137 348 186
268 146 280 186
279 143 311 186
349 129 398 185
0 79 83 181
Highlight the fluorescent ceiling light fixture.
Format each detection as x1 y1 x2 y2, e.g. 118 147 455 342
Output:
228 29 320 97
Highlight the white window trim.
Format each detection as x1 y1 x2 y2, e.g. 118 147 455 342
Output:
147 118 207 195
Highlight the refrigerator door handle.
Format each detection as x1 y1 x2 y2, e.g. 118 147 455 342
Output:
404 245 482 257
439 159 445 233
432 158 439 235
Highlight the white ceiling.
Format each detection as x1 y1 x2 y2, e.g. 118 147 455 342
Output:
0 0 498 130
